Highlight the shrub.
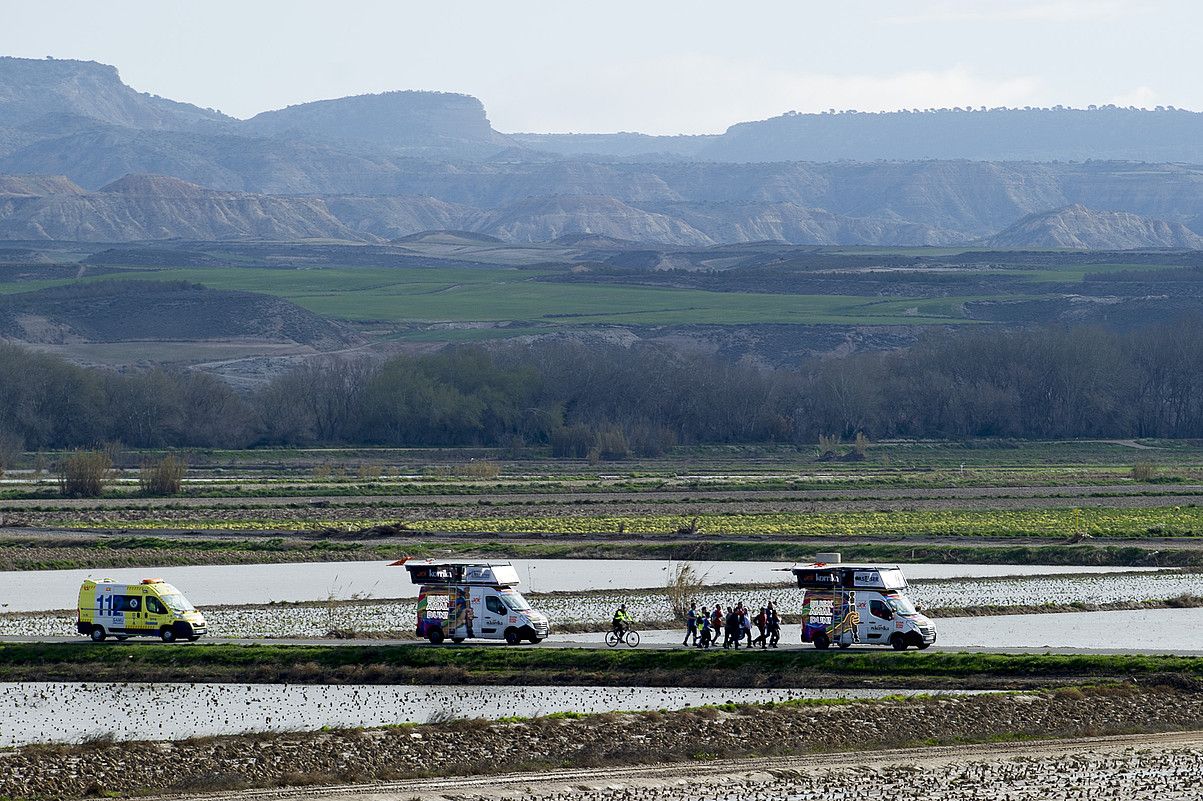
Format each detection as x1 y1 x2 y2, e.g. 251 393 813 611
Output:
818 433 842 459
595 427 630 461
139 454 187 496
456 460 501 479
502 434 527 458
665 561 708 620
1132 462 1156 482
58 451 113 498
628 422 677 457
0 429 22 479
551 424 594 458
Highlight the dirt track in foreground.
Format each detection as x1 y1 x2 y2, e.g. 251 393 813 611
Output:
147 730 1203 801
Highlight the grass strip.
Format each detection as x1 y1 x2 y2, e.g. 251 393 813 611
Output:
2 643 1201 687
5 538 1203 571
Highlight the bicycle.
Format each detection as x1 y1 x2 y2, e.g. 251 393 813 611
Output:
605 626 640 648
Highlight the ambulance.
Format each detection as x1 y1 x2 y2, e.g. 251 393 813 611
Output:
400 560 550 645
793 555 936 651
77 578 207 643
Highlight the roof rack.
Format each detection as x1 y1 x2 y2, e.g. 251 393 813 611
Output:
792 564 908 591
400 560 521 587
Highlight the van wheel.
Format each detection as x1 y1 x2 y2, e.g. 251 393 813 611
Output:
813 633 830 650
890 634 907 651
90 626 106 642
428 628 445 645
504 628 521 646
917 641 931 650
528 635 544 644
160 628 177 643
451 637 465 644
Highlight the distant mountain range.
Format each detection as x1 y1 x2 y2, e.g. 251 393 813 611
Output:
512 107 1203 163
1 56 1203 248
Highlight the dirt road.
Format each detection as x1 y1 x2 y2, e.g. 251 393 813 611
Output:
143 730 1203 801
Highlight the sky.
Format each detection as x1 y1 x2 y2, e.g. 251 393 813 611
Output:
2 1 1196 135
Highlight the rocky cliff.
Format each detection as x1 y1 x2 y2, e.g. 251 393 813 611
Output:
2 58 1203 248
468 195 712 245
0 174 370 241
515 107 1203 164
244 90 507 157
983 205 1203 249
0 57 232 130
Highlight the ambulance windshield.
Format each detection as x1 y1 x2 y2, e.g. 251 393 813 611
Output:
500 589 531 611
160 593 195 612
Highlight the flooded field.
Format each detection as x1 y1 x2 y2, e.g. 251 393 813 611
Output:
0 559 1163 612
0 682 961 747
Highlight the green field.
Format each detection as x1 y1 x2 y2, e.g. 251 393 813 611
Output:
52 506 1202 539
2 642 1196 686
91 266 981 325
0 266 995 325
0 249 1189 329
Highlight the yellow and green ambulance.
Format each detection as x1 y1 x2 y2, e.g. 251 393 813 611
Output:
77 578 207 643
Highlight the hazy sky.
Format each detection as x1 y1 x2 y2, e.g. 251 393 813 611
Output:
3 1 1196 134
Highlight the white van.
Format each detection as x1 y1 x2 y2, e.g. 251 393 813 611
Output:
400 560 551 645
793 559 936 650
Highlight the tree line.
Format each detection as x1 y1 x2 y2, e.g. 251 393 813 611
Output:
3 320 1203 457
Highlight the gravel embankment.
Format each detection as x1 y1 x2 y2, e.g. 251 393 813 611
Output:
514 745 1203 801
2 685 1201 799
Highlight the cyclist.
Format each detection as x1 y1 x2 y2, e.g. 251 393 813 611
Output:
612 604 633 637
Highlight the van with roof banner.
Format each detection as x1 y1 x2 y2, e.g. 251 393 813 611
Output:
793 554 936 651
396 559 550 645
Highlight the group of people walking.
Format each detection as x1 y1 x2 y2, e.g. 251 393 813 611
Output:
682 601 780 649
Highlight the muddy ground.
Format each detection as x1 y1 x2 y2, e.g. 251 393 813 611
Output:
3 684 1200 799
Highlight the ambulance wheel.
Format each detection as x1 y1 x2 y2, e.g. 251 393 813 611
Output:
813 634 830 650
890 634 907 651
428 628 445 645
504 628 521 646
451 637 465 644
160 627 177 643
89 626 106 642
